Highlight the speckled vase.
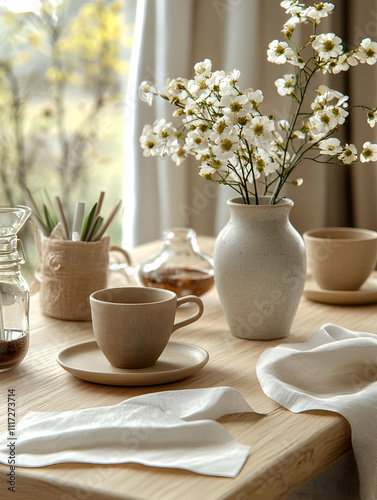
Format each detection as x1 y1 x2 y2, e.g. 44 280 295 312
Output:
214 196 306 340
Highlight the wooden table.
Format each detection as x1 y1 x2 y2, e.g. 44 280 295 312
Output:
1 236 373 500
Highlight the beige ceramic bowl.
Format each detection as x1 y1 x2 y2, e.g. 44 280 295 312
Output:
303 227 377 291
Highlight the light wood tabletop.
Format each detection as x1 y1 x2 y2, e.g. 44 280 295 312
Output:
1 235 373 500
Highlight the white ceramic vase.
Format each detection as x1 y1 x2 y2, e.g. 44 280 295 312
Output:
214 196 306 340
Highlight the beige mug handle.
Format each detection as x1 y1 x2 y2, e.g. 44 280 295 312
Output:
110 245 132 266
172 295 204 332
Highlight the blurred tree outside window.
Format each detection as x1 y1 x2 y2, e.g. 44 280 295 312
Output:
0 0 136 279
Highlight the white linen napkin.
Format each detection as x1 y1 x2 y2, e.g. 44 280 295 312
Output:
0 387 261 478
256 323 377 500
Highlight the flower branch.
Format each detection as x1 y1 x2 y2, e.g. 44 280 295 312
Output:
139 1 377 204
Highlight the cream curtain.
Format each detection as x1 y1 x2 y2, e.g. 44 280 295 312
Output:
124 1 377 496
124 0 377 247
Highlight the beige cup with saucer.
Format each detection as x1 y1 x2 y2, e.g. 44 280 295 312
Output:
303 227 377 291
90 287 204 369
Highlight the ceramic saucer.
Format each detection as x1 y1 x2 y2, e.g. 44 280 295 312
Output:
303 275 377 305
56 341 209 386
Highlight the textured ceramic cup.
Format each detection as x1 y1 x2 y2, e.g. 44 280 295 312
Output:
303 227 377 291
90 287 204 368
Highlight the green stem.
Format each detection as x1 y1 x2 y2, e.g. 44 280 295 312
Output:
271 63 319 204
244 141 256 204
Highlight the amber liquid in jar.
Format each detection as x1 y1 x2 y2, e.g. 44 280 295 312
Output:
140 267 214 297
0 330 28 372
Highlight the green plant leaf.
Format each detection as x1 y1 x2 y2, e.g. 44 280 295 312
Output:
43 203 55 233
81 202 97 241
90 216 103 241
40 189 58 232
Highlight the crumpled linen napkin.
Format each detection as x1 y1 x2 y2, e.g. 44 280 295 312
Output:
0 387 261 478
256 323 377 500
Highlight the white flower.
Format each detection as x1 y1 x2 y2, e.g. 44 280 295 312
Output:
170 144 188 165
216 80 238 99
288 5 305 16
199 164 216 178
360 142 377 162
319 138 342 155
271 134 286 150
210 117 234 141
312 85 349 110
286 53 305 69
152 119 177 147
274 73 296 96
312 33 343 60
183 100 202 121
244 88 264 111
138 81 156 106
185 129 210 155
267 40 296 64
338 143 357 164
253 148 279 176
242 116 275 145
310 107 339 133
356 38 377 65
331 105 348 125
291 129 306 140
367 110 377 128
219 69 241 90
212 132 240 159
199 155 229 178
204 70 225 91
311 103 348 127
186 79 209 101
140 124 161 157
194 59 212 77
304 2 334 23
308 129 327 142
278 119 290 131
220 94 252 124
282 18 299 38
270 141 290 161
140 119 179 158
192 120 211 135
331 53 358 74
164 77 189 102
280 0 299 10
281 1 306 18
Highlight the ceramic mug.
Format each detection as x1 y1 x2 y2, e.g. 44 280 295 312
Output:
90 287 204 368
303 227 377 291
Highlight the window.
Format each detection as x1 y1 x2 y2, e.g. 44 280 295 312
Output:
0 0 136 280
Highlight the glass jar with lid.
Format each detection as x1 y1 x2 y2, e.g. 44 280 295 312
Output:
137 228 214 297
0 206 31 372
